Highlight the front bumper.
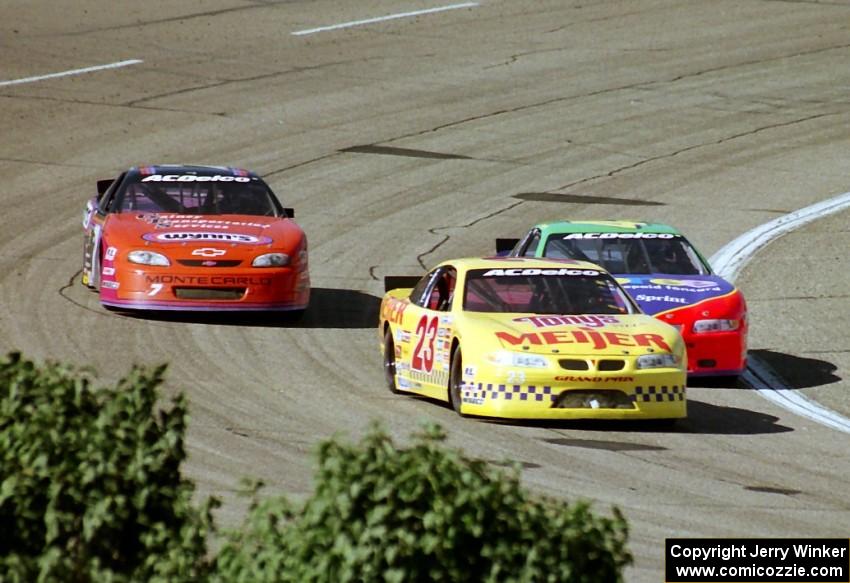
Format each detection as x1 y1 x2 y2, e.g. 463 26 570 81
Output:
459 369 686 420
99 265 310 311
682 329 747 377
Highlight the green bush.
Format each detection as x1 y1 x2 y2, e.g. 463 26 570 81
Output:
0 352 216 583
215 424 632 583
1 352 631 582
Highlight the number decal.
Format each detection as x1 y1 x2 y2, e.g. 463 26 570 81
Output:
411 315 439 372
147 283 163 296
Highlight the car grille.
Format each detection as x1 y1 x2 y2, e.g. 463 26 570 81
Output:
177 260 243 267
558 359 589 371
173 287 246 300
598 360 626 371
559 359 626 371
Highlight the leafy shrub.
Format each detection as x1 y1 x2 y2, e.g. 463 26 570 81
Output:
0 352 216 583
215 423 632 583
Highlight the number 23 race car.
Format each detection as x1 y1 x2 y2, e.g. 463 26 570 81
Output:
82 165 310 313
379 257 687 421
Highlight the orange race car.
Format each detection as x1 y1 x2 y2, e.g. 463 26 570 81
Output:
81 165 309 313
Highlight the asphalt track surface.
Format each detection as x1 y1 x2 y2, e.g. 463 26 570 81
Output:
1 2 848 580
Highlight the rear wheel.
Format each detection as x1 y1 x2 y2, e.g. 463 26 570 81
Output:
448 347 465 416
383 329 402 394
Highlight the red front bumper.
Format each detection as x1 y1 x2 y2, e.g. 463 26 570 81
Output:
99 265 310 311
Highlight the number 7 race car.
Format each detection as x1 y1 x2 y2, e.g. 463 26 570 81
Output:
379 257 687 421
498 221 747 377
82 165 310 312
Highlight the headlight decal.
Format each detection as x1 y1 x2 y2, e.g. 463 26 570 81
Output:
636 353 679 369
486 351 549 368
692 319 740 333
253 253 291 267
127 250 170 266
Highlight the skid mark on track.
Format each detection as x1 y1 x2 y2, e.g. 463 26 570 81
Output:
744 485 801 496
1 92 226 116
542 437 666 452
62 5 270 36
125 57 397 107
513 192 666 206
416 200 525 269
379 39 850 146
0 156 92 168
264 152 342 178
483 459 542 470
340 144 472 160
554 112 838 191
57 269 110 317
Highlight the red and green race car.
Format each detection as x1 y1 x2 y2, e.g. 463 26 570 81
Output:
498 221 747 377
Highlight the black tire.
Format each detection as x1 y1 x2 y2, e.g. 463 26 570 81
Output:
383 329 402 394
448 347 465 416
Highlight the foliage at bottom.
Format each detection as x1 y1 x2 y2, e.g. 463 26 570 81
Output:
214 424 632 583
0 352 216 583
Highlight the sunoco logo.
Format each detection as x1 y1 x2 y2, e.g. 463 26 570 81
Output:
142 232 271 244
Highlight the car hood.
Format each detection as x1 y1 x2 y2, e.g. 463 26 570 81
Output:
614 274 736 315
104 212 304 253
457 311 683 356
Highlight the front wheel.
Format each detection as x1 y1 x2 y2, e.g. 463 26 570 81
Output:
448 347 465 416
383 329 402 394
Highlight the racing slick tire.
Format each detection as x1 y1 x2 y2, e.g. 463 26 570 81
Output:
383 329 402 394
448 347 466 416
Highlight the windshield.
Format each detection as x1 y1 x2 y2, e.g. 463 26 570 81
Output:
463 268 637 314
542 234 709 275
113 174 282 217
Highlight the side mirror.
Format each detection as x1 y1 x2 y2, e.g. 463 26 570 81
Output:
495 238 520 255
283 207 295 218
96 178 114 196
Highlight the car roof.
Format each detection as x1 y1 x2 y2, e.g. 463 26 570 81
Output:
437 256 612 274
129 164 259 178
534 220 683 236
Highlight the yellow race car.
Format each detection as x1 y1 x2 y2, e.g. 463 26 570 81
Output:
379 257 687 421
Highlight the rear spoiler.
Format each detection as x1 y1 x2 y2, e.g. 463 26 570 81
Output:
96 179 114 195
384 275 421 292
495 238 520 255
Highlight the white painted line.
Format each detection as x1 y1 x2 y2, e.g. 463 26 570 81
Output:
709 191 850 433
292 2 479 36
710 191 850 281
745 359 850 434
0 59 143 88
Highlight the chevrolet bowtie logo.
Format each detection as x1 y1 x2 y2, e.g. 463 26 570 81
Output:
191 248 226 257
